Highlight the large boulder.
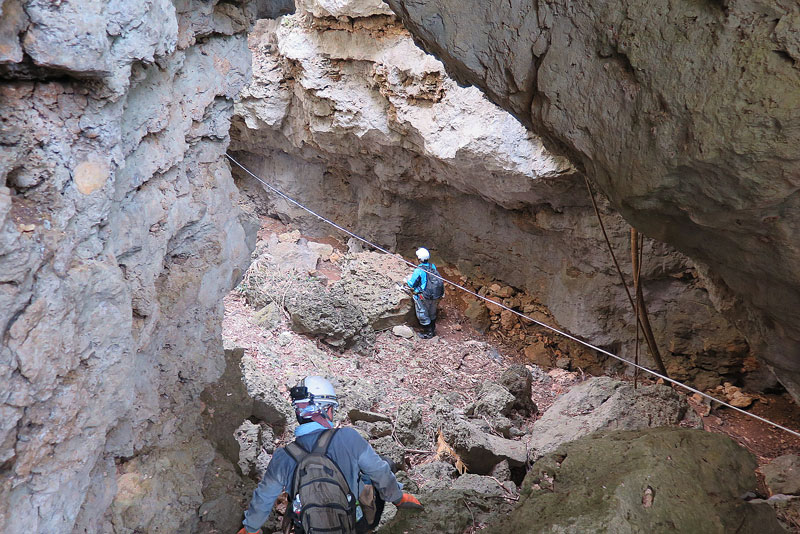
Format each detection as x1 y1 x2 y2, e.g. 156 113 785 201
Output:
335 252 416 331
493 428 784 533
437 411 527 474
284 280 375 351
526 377 699 461
239 238 412 351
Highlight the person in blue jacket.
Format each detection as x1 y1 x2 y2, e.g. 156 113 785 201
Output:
238 376 422 534
406 247 440 339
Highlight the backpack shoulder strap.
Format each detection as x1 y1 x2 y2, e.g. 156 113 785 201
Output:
285 441 309 464
312 428 338 455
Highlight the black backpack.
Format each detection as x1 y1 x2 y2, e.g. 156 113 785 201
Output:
421 264 444 300
285 429 356 534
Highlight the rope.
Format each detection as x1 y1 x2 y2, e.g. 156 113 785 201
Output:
225 152 800 439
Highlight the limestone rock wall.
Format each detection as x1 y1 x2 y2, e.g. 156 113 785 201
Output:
230 3 751 389
382 0 800 395
0 1 261 532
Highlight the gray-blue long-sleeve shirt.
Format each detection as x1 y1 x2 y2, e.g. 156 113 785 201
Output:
242 425 404 532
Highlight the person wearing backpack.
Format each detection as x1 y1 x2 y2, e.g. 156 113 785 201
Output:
406 247 444 339
237 376 423 534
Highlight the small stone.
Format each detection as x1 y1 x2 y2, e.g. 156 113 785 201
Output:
496 286 515 298
278 230 301 242
464 301 490 333
251 302 282 330
277 332 293 346
348 409 392 424
555 357 570 369
500 309 518 330
524 340 554 368
392 325 414 339
18 223 35 232
485 300 503 314
73 159 110 195
729 392 755 408
308 242 334 259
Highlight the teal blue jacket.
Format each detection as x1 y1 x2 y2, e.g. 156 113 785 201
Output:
407 262 436 295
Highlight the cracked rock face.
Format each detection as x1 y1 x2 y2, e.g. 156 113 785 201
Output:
230 4 755 389
383 0 800 396
0 1 259 532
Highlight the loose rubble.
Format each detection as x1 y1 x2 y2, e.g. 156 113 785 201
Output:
219 219 794 533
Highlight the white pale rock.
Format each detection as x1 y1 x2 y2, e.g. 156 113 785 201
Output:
296 0 394 18
392 325 414 339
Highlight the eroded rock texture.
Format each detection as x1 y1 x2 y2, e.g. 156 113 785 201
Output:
0 1 260 532
230 2 754 389
383 0 800 394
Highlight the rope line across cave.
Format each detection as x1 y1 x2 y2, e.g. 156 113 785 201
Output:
225 153 800 439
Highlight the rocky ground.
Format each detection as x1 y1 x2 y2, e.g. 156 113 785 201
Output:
220 217 800 533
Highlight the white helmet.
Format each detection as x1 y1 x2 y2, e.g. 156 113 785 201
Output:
290 376 339 421
416 247 430 261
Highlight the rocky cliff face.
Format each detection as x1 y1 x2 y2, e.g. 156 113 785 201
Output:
230 3 753 390
0 1 259 532
383 0 800 395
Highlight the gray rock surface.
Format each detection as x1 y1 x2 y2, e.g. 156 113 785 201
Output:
196 454 257 534
242 351 295 428
760 454 800 497
384 0 800 398
469 382 515 418
370 436 406 468
201 343 257 466
352 420 393 439
0 1 258 532
234 420 274 479
526 377 700 461
380 489 514 534
231 0 754 391
494 428 784 533
450 474 516 497
409 461 458 492
499 364 536 415
395 402 429 450
436 407 527 474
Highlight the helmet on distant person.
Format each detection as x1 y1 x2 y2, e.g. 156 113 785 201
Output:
290 376 339 425
416 247 430 261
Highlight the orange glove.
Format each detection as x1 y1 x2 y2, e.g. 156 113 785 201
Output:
393 492 423 510
237 528 261 534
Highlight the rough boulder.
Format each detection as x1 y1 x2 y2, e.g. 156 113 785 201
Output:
495 428 784 533
526 377 700 461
